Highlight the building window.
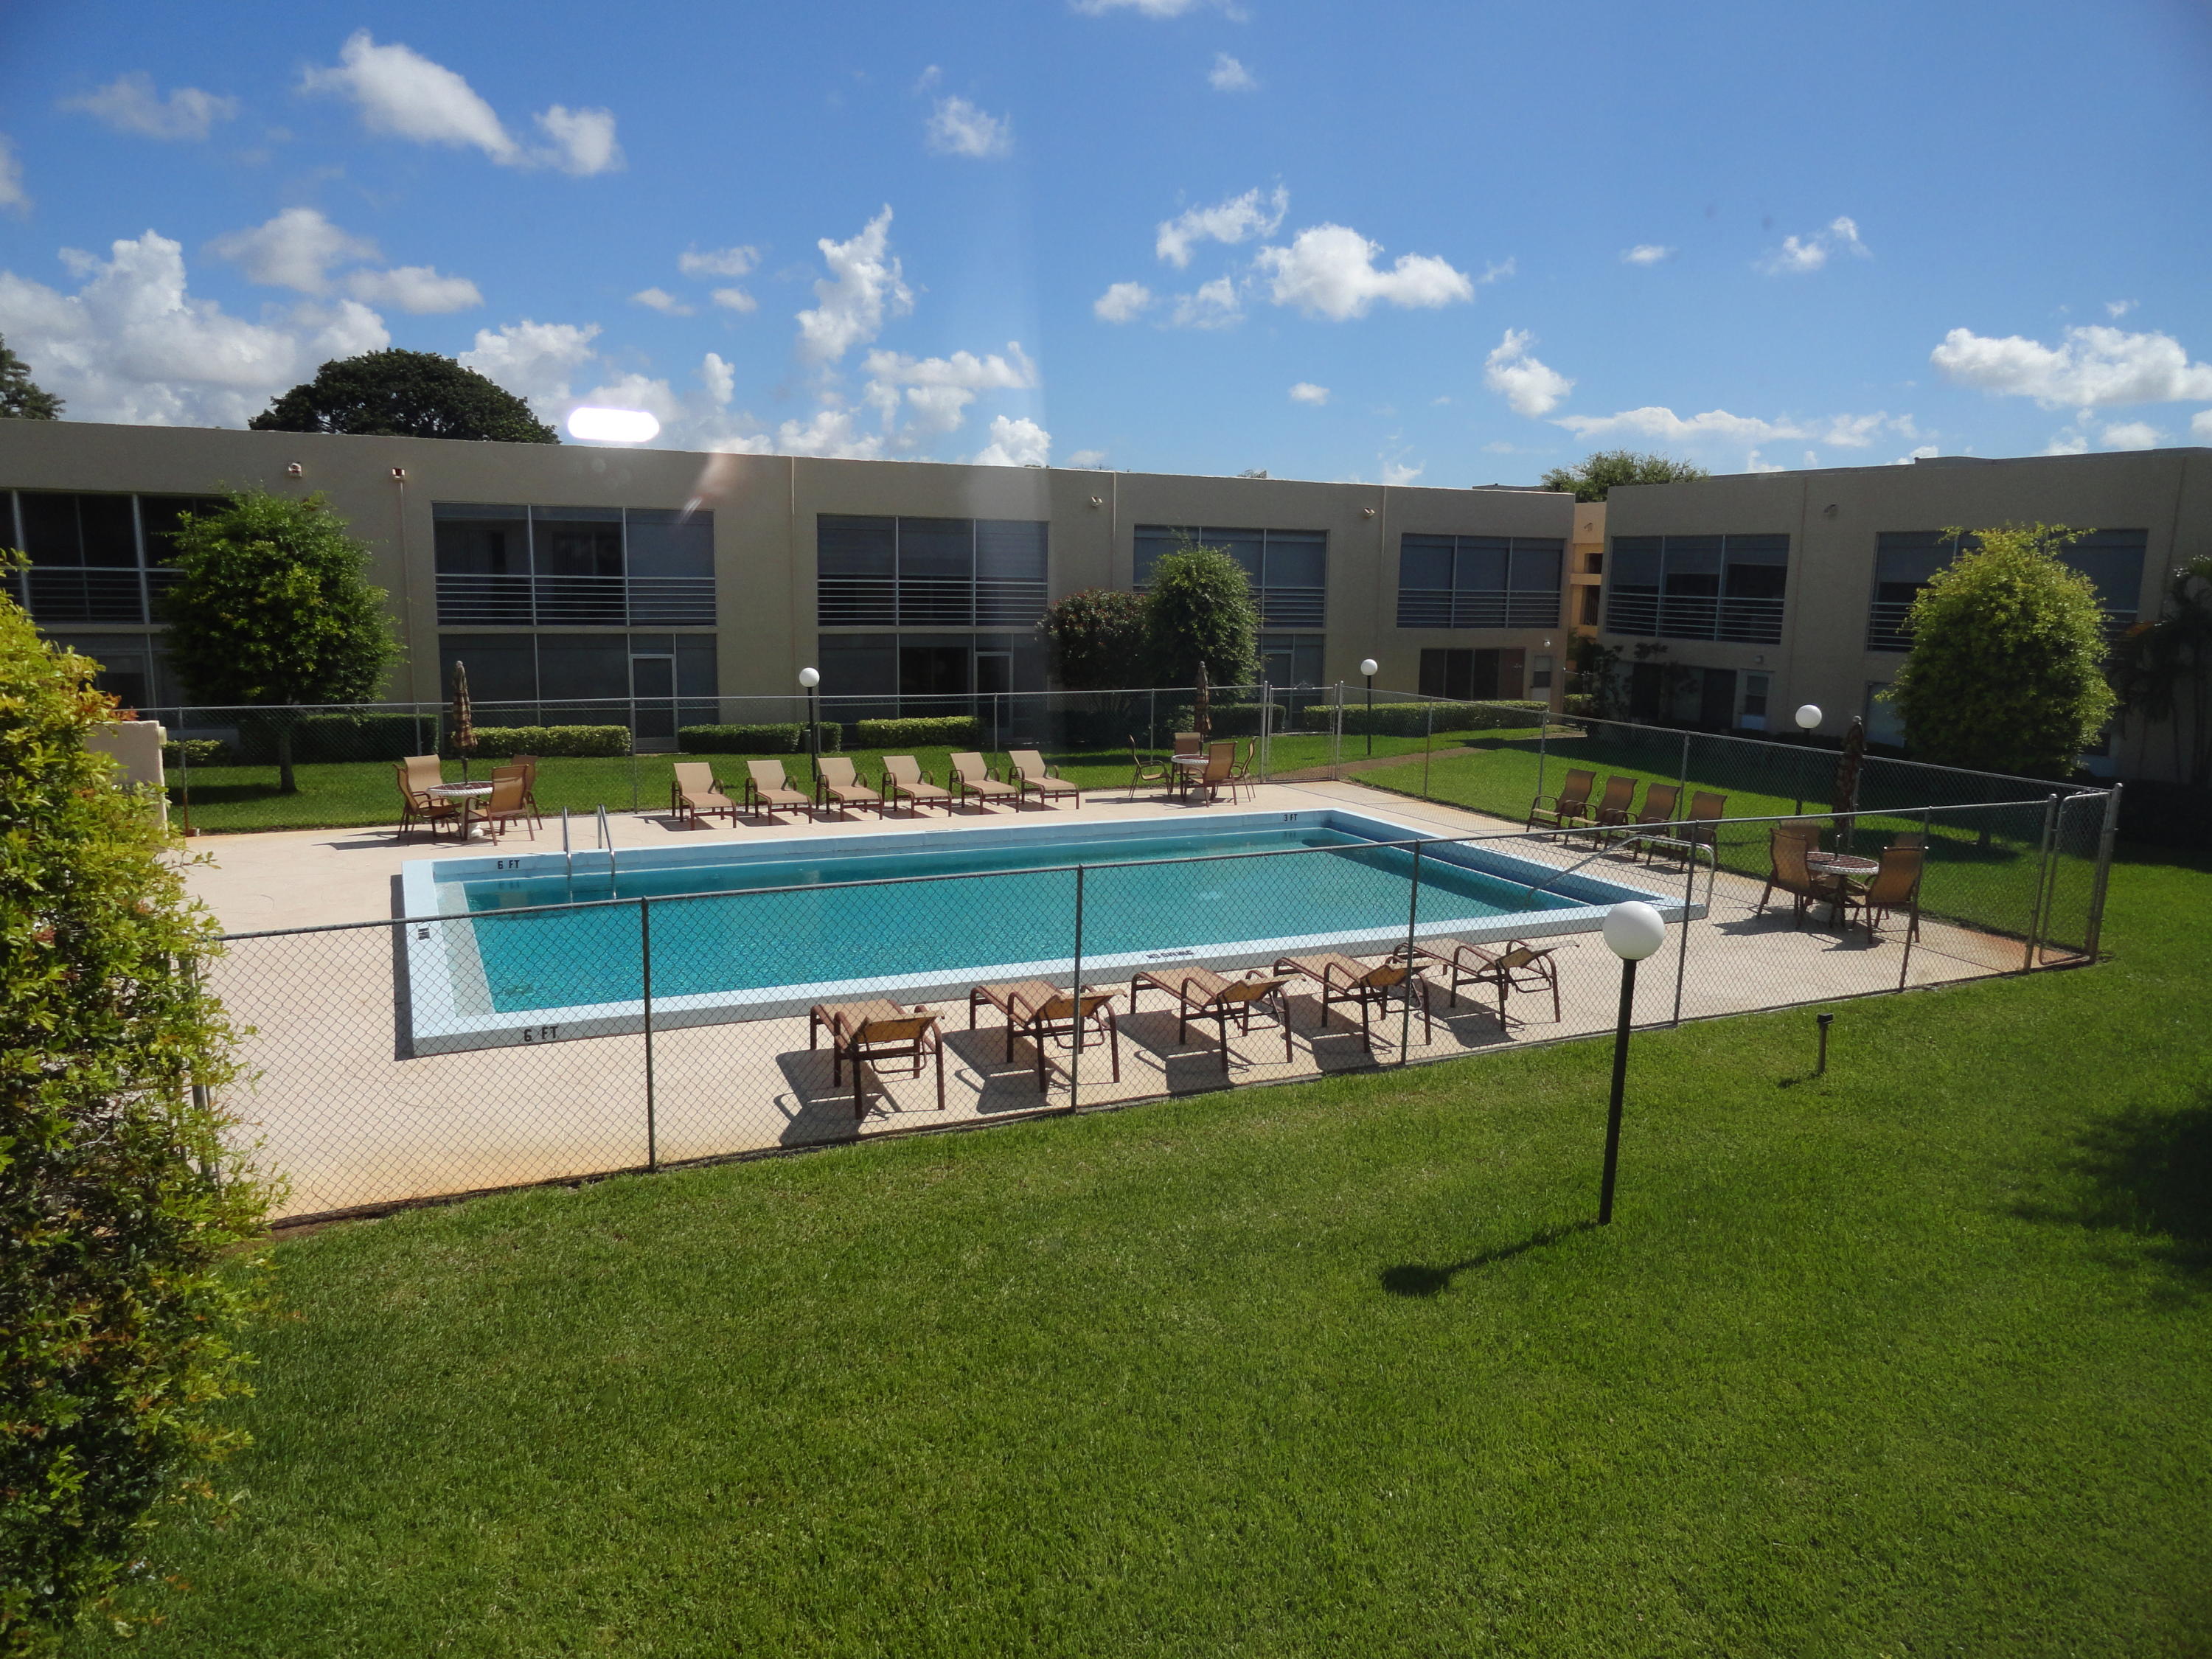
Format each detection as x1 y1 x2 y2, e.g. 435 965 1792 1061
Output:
1579 585 1601 625
1395 534 1562 629
4 490 223 627
1135 524 1326 628
437 631 717 743
434 504 715 627
1868 529 2146 652
1419 647 1525 700
815 632 1048 720
1531 654 1554 692
815 515 1048 627
1605 534 1787 644
1258 633 1326 686
1740 671 1770 731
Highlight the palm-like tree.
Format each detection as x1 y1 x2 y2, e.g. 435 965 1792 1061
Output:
2110 555 2212 785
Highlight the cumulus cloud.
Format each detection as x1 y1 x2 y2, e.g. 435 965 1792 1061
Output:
631 286 694 316
1208 53 1256 91
679 246 759 278
2101 420 2162 451
533 105 623 175
1483 328 1574 417
1930 324 2212 408
926 97 1012 159
1554 404 1902 449
344 265 482 313
1253 223 1474 320
0 229 392 425
1171 276 1242 329
1068 448 1107 467
700 352 735 406
1381 457 1424 487
709 287 757 313
206 207 377 293
1093 281 1152 323
973 414 1051 467
1621 243 1673 265
860 342 1037 437
1289 381 1329 405
796 206 912 364
1897 445 1941 464
2106 299 2136 319
2194 409 2212 442
1757 215 1869 275
61 73 238 142
459 319 602 414
0 137 24 212
1156 186 1287 268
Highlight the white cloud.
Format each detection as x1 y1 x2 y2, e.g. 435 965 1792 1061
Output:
1253 223 1474 320
1381 457 1423 487
1930 324 2212 408
1554 404 1902 449
914 66 943 92
344 265 481 313
0 230 392 425
1068 448 1107 467
1757 215 1869 275
61 73 238 142
206 207 378 294
1093 281 1152 323
533 105 622 175
2107 299 2136 319
1289 381 1329 405
631 286 694 316
2101 420 2162 451
973 414 1051 467
1483 327 1574 417
795 206 912 364
1744 451 1787 474
679 246 758 278
0 137 24 212
860 342 1037 437
925 97 1012 159
1897 444 1940 463
709 287 757 314
2194 409 2212 442
1208 53 1256 91
700 352 735 407
1170 275 1241 329
1621 243 1674 265
2043 431 2090 456
1155 186 1287 268
459 319 602 414
303 31 518 162
768 406 884 459
1478 257 1515 285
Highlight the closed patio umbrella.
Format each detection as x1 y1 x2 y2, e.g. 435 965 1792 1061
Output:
1193 659 1211 740
1832 714 1866 850
451 660 476 782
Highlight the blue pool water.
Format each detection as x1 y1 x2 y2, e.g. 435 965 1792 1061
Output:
453 824 1585 1015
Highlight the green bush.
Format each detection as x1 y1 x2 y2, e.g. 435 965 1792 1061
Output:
852 715 979 749
451 724 631 759
675 723 841 754
159 737 231 768
1164 701 1287 737
235 711 424 765
1335 700 1547 737
0 595 270 1647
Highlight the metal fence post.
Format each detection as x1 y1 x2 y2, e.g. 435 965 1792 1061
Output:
1401 840 1423 1062
629 697 641 812
1259 679 1272 782
641 897 657 1171
1331 681 1344 779
1678 731 1691 802
2084 783 2124 959
1068 866 1085 1111
2024 794 2059 970
1421 698 1434 801
1535 717 1548 810
1672 838 1696 1026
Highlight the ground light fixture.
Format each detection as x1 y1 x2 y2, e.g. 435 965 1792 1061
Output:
1360 658 1380 757
565 406 662 444
1597 900 1667 1225
799 667 821 766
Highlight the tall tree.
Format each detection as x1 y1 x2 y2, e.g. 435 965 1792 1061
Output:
159 490 400 792
1141 543 1259 689
2110 554 2212 787
1885 523 2117 778
0 332 63 420
248 349 557 442
1538 450 1708 501
1037 588 1149 690
0 589 268 1649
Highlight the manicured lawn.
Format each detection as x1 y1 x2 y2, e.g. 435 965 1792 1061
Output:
74 854 2212 1655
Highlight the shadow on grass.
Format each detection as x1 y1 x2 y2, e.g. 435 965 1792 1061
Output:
1379 1220 1596 1297
2019 1092 2212 1288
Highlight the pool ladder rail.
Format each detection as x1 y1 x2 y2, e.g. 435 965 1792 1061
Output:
559 805 619 894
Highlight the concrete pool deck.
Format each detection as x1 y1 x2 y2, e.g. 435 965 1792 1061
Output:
180 779 2039 1222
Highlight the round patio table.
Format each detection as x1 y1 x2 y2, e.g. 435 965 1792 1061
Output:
424 782 493 841
1170 752 1211 801
1806 850 1879 925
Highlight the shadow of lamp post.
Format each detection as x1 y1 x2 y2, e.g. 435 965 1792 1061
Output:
1360 658 1379 758
1599 900 1667 1225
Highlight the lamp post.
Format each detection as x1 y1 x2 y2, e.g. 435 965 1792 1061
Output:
799 667 821 776
1598 900 1667 1225
1359 658 1379 758
1792 703 1821 816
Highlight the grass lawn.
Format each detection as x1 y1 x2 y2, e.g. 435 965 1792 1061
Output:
73 852 2212 1655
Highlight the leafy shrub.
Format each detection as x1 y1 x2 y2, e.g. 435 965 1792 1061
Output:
1163 701 1287 737
852 716 979 749
1335 700 1547 737
234 711 424 765
1037 588 1148 691
676 723 841 754
0 594 270 1648
451 724 631 759
159 737 231 768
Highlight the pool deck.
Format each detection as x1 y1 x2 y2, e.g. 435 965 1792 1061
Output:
181 780 2038 1222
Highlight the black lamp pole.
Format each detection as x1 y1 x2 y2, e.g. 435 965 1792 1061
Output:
1364 672 1375 757
1599 956 1637 1225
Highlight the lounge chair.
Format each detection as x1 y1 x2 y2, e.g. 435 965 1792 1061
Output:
1273 953 1430 1055
1008 748 1080 808
968 981 1121 1091
394 762 459 841
744 759 812 821
1127 741 1172 800
1758 828 1841 927
1129 966 1294 1072
1648 789 1728 866
1589 775 1639 838
881 754 954 816
815 755 884 817
1835 845 1924 941
476 772 535 841
1402 938 1562 1024
808 1000 946 1120
670 762 739 827
1528 768 1596 833
948 752 1019 808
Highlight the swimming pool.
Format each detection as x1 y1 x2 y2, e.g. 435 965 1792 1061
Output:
398 809 1697 1054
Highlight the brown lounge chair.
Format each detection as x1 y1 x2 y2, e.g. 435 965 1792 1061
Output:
1528 768 1596 832
1130 966 1294 1071
1588 775 1639 839
807 999 946 1119
1758 828 1843 928
815 755 884 817
881 754 953 816
1835 845 1924 941
949 752 1019 809
670 761 738 827
394 762 459 841
745 759 813 821
1273 953 1430 1055
476 771 536 841
1402 937 1562 1023
968 981 1121 1091
1008 748 1080 808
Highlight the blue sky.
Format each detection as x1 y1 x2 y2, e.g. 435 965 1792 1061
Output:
2 0 2210 482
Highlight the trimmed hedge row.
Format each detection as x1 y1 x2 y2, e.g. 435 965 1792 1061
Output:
160 738 231 767
851 715 981 748
676 723 843 754
449 725 631 759
1335 699 1547 736
234 712 425 764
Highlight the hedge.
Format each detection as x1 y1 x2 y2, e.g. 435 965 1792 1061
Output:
1334 699 1548 737
1164 702 1287 738
449 724 631 759
234 711 425 765
677 722 842 754
160 737 231 768
851 715 980 748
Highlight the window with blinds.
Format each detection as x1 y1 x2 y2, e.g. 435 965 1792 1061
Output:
1395 533 1562 629
815 515 1048 627
1133 524 1326 628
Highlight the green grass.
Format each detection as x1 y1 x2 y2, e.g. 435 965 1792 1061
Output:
73 854 2212 1655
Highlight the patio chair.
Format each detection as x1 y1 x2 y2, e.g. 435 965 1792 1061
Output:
1129 966 1294 1072
1628 782 1681 849
948 752 1019 808
1008 748 1081 808
968 981 1121 1091
1272 953 1430 1056
1226 738 1256 797
1758 828 1841 927
1172 731 1203 757
808 999 946 1120
476 772 535 841
1755 818 1825 908
1648 789 1728 866
1127 740 1172 800
816 755 884 817
1189 742 1237 805
881 754 953 816
669 761 739 827
745 759 812 821
1401 938 1562 1024
509 754 544 825
1527 768 1596 833
394 763 459 841
1589 775 1640 839
403 754 445 796
1836 845 1924 942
